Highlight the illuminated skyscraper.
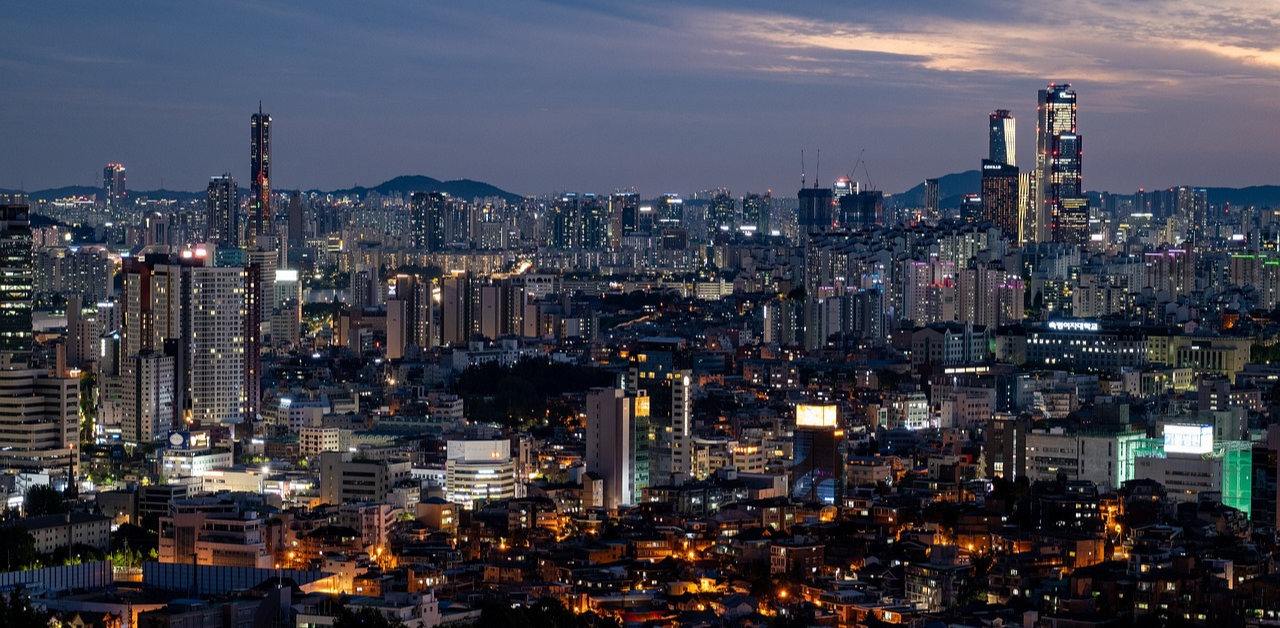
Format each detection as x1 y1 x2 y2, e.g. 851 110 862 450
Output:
410 192 447 252
248 105 271 248
924 179 940 221
981 159 1020 236
103 163 126 211
1036 84 1087 244
0 195 33 361
206 174 239 246
989 110 1016 167
792 403 844 504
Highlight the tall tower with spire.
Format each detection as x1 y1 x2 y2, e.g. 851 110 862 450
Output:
249 104 272 248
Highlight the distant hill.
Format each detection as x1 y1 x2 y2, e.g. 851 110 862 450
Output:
890 170 981 210
317 175 523 203
1202 185 1280 208
9 175 523 204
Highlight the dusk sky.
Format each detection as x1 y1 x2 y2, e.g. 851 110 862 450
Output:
3 0 1278 198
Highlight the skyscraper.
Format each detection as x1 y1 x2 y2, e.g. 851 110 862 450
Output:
981 159 1020 236
0 195 33 361
103 163 126 211
989 110 1016 166
287 190 305 245
248 105 271 248
1036 84 1087 244
924 179 940 222
410 192 448 252
206 174 239 246
797 186 835 233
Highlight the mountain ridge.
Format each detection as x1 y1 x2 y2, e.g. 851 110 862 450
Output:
0 175 524 204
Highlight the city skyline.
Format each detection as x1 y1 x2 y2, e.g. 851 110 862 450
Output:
2 1 1279 197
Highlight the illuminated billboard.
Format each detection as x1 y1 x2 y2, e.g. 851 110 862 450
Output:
796 404 838 428
1164 424 1213 455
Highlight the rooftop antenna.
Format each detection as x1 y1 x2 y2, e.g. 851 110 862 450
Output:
801 150 806 189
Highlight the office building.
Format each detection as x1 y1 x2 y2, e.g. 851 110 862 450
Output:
989 109 1016 166
444 439 517 510
1036 84 1087 244
839 189 884 228
585 388 648 510
318 451 413 506
247 105 271 248
0 359 78 477
0 195 33 361
924 179 940 222
981 160 1020 236
287 189 305 245
797 186 834 233
410 192 447 252
206 174 238 247
103 163 126 211
791 404 844 504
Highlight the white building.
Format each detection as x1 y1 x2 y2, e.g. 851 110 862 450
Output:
585 388 641 510
445 439 516 510
0 363 78 476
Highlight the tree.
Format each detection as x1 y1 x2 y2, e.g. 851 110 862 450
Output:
331 606 405 628
23 484 67 517
0 528 37 571
0 588 48 628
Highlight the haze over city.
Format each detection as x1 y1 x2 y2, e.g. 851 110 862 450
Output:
4 0 1280 195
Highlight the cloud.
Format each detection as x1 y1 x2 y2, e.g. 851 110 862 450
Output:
682 0 1280 90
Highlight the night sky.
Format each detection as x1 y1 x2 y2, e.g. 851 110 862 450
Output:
3 0 1278 197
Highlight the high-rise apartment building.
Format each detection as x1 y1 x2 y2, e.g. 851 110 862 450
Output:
609 191 639 243
121 253 253 428
248 105 271 248
1036 84 1087 244
319 451 412 506
103 163 126 211
707 189 734 236
121 351 176 443
206 174 238 247
989 110 1016 166
741 192 771 235
387 273 434 360
0 195 34 361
